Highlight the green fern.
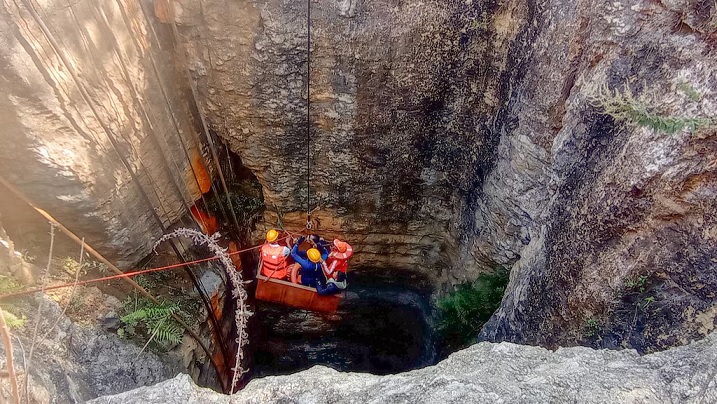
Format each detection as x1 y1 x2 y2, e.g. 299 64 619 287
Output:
592 83 712 134
120 299 183 349
437 268 509 350
134 275 156 290
1 308 26 329
153 322 183 345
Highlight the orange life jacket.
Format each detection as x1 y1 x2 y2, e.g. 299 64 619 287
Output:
261 244 289 278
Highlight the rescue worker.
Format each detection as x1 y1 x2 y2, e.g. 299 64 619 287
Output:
260 229 291 279
326 239 353 275
291 244 328 287
316 239 353 295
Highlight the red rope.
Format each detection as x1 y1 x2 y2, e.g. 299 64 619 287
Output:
0 237 289 300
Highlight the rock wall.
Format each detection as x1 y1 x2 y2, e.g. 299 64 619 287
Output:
0 295 172 403
0 0 714 354
0 0 208 267
175 0 717 351
90 331 717 404
475 0 717 351
172 0 526 281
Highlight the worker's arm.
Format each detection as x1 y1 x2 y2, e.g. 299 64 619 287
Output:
319 245 329 261
292 245 309 267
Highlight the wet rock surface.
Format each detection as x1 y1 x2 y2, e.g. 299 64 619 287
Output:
91 331 717 404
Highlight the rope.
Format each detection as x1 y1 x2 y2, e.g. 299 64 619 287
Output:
0 174 225 393
0 237 290 300
306 0 311 223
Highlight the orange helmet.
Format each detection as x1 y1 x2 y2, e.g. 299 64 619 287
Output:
266 229 279 243
333 239 348 253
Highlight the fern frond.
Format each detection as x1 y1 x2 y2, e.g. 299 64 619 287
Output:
591 83 713 134
154 322 183 345
120 300 183 348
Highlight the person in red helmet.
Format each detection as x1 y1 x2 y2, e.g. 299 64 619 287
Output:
316 239 353 295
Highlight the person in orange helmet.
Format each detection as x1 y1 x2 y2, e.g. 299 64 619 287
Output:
316 239 353 295
260 229 290 279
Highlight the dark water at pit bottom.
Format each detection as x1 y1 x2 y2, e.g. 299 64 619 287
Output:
251 279 437 377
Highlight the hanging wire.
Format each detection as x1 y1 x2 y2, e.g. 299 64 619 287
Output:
94 1 234 374
128 0 216 227
306 0 312 226
0 239 279 300
0 174 227 392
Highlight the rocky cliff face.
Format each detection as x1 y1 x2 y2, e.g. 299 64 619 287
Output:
0 295 172 403
0 0 208 267
0 0 714 354
475 0 717 351
90 331 717 404
176 0 717 352
172 0 528 280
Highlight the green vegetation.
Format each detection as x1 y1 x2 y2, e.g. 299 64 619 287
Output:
62 256 108 275
62 257 86 276
625 275 648 294
0 308 26 329
118 297 184 350
212 193 264 224
678 80 702 102
593 83 712 134
134 274 157 290
585 318 600 338
0 275 21 294
436 268 509 350
209 180 264 226
67 292 86 313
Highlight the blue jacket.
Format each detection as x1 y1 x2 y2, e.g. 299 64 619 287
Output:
316 271 347 296
291 244 328 287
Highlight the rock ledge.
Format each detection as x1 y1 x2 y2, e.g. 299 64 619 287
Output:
91 332 717 403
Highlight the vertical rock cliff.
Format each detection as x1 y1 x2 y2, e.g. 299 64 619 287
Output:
0 0 207 267
1 0 715 352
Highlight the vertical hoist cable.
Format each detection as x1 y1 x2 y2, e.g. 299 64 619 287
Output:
305 0 311 216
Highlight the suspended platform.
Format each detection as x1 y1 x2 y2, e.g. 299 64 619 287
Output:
255 274 343 314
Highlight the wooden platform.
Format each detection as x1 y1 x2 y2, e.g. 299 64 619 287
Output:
255 274 343 314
